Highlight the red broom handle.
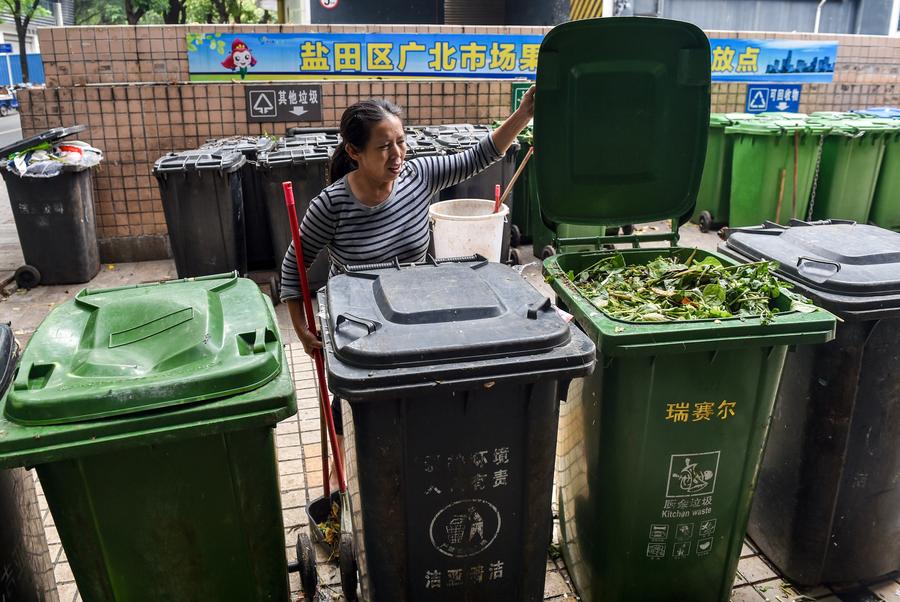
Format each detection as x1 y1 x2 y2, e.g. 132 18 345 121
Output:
283 181 347 494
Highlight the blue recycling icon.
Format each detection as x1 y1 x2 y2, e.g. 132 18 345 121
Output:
747 88 769 111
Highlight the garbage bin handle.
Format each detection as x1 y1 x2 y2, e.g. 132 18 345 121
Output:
797 256 840 271
527 297 552 319
796 256 841 283
336 313 381 335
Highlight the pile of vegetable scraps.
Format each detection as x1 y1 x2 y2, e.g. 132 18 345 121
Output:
568 251 816 324
317 501 341 560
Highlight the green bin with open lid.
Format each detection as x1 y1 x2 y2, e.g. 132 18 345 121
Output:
536 17 836 602
0 272 296 601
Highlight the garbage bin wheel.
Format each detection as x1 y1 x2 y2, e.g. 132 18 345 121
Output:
268 275 280 306
296 532 318 600
510 224 522 248
509 248 521 266
698 211 713 233
339 532 358 601
14 265 40 289
0 105 8 117
540 245 557 260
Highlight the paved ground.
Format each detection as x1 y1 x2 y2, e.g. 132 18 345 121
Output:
4 203 900 600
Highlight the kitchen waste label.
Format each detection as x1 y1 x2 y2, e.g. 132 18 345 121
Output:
646 451 721 561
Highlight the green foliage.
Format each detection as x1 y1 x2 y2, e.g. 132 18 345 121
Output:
0 0 51 24
185 0 263 23
74 0 127 24
568 251 816 324
186 32 226 53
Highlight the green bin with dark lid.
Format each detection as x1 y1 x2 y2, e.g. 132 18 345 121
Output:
0 273 296 601
319 258 595 601
535 18 836 602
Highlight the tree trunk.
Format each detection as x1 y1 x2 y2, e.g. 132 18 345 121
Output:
15 23 28 83
163 0 185 24
123 0 145 24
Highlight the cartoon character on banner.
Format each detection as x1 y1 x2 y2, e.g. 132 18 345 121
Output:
222 39 257 79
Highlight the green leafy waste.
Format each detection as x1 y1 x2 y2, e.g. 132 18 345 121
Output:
567 251 818 324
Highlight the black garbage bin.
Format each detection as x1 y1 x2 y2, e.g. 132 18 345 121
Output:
153 149 247 278
1 126 100 286
200 136 277 272
719 220 900 585
0 324 59 602
257 145 332 292
319 257 596 601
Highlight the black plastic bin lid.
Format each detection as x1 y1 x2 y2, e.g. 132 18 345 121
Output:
322 261 595 398
200 136 276 159
0 125 86 159
152 149 246 174
280 132 341 149
533 17 710 228
259 146 331 167
0 323 18 398
720 221 900 319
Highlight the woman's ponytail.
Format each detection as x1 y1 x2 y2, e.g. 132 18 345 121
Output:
329 143 357 183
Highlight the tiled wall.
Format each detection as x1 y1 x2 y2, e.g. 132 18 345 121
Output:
20 24 900 262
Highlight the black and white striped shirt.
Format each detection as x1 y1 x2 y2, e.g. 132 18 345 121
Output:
280 135 503 301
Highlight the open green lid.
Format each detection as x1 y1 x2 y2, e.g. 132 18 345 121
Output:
533 17 711 228
6 273 282 425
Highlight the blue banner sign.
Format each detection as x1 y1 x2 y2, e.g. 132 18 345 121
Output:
187 33 837 83
187 33 543 81
711 39 836 83
745 84 802 114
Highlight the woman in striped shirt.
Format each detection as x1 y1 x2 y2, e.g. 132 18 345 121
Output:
282 86 535 355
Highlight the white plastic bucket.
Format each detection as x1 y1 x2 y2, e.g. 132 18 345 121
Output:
429 199 508 263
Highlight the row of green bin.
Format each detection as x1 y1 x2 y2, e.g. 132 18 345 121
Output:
690 111 900 231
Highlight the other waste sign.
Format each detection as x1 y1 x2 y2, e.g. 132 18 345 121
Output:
245 85 323 122
745 84 801 114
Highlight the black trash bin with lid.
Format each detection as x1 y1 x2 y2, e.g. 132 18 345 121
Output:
0 323 59 602
257 145 332 292
719 220 900 584
319 258 595 601
153 149 247 278
199 136 276 272
1 125 100 286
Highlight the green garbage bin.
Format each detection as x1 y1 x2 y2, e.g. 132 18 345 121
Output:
867 119 900 230
726 118 829 227
808 117 891 223
535 18 837 602
0 273 296 602
690 114 734 232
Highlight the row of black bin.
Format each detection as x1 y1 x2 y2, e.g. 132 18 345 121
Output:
152 124 519 298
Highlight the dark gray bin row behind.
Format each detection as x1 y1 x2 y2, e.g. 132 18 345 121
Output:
153 125 521 295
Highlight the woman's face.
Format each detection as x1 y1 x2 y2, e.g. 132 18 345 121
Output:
349 114 407 185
